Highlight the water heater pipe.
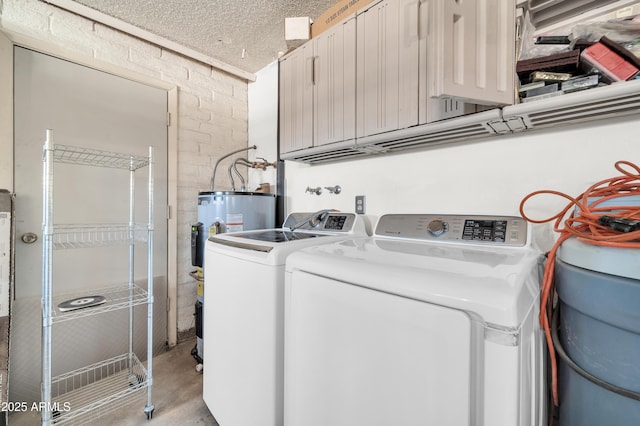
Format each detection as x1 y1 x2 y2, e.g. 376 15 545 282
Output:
229 158 252 191
210 145 257 191
228 157 276 191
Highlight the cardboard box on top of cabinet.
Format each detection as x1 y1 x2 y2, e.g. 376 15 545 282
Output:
285 17 312 49
311 0 375 38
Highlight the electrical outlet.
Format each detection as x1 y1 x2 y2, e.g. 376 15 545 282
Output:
355 195 366 214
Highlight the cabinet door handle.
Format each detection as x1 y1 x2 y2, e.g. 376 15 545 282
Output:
312 56 318 85
418 0 428 40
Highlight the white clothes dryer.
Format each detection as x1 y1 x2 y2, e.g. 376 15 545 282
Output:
284 214 547 426
202 210 367 426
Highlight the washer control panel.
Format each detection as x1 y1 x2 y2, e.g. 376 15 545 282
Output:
375 214 528 246
283 212 358 233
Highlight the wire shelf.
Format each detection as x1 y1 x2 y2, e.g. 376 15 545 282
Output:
51 284 150 323
52 224 148 249
42 132 155 424
52 144 150 171
51 353 148 425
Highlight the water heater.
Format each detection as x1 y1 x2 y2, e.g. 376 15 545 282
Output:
191 191 276 267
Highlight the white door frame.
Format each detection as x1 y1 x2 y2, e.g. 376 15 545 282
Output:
0 29 179 347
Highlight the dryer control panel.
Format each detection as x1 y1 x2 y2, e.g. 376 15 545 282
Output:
374 214 528 246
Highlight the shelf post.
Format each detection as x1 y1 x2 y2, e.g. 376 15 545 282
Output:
128 154 135 369
144 145 155 419
41 129 54 425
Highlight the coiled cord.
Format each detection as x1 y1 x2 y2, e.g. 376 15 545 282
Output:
519 160 640 407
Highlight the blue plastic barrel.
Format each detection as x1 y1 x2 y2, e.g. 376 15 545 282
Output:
555 238 640 426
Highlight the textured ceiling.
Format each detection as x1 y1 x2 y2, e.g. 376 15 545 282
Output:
71 0 336 74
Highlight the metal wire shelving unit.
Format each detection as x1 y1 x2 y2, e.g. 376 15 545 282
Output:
41 129 155 425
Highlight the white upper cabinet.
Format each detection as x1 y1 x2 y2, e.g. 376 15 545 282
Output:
427 0 516 106
356 0 506 137
279 43 314 154
314 17 357 147
280 0 640 164
279 18 356 153
280 0 517 151
356 0 420 138
279 0 520 161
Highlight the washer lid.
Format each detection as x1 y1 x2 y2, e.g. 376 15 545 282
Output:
285 237 543 327
207 232 342 265
225 229 331 243
198 190 275 197
557 237 640 280
206 212 367 265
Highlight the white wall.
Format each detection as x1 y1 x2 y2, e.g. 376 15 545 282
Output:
0 0 250 333
285 116 640 248
248 61 279 192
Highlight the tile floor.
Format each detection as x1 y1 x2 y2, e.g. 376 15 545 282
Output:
9 338 218 425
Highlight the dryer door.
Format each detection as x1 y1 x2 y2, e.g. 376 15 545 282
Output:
285 270 481 426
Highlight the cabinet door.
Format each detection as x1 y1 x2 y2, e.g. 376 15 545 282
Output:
356 0 421 138
417 0 476 125
314 17 357 147
428 0 515 106
279 43 314 154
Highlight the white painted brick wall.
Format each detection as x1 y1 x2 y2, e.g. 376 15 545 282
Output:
1 0 249 333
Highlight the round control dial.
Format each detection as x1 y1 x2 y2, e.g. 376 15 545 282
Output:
427 220 448 237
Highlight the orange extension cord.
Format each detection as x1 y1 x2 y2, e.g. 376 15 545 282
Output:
519 160 640 408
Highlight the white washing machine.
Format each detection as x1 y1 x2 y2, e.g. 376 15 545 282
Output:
203 210 367 426
284 214 547 426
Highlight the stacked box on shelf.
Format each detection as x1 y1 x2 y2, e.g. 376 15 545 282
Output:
581 39 640 82
516 35 640 103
